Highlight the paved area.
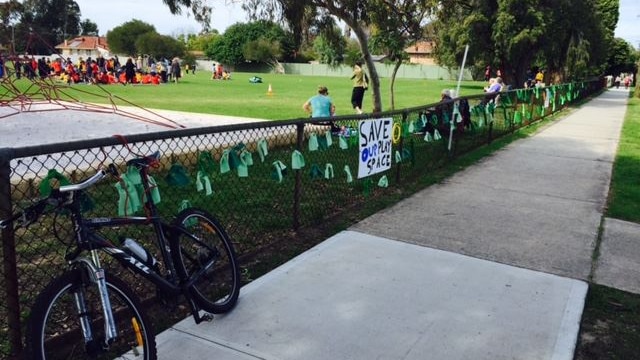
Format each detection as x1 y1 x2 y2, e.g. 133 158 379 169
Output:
595 217 640 294
157 231 587 360
2 88 637 359
352 88 627 282
153 89 635 359
0 103 266 147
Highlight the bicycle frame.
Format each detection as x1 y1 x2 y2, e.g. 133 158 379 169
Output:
45 159 217 351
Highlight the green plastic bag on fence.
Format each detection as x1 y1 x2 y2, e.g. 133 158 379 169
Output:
237 162 248 178
271 160 287 183
324 163 334 179
350 130 359 147
433 129 442 141
344 165 353 183
219 150 231 174
228 146 243 171
147 175 161 204
325 131 333 148
291 150 305 170
39 169 71 197
241 150 253 166
257 139 269 162
196 170 213 195
402 121 410 138
339 136 348 150
310 164 323 180
166 163 191 187
514 111 522 124
197 152 216 175
115 173 142 216
317 135 329 150
378 175 388 188
308 133 319 151
363 178 373 196
402 148 412 162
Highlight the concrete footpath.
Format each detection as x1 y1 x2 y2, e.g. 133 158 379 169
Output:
154 88 637 359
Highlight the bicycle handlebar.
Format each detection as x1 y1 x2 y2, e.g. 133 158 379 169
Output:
59 169 107 193
0 169 109 229
0 151 159 229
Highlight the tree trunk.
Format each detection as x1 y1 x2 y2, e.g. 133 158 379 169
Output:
390 59 402 110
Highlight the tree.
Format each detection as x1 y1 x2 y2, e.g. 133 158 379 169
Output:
312 24 347 66
136 32 186 60
368 0 430 110
432 0 613 87
80 18 98 36
606 38 639 76
245 0 385 112
243 38 282 69
0 0 23 52
20 0 82 54
205 21 293 67
243 0 434 113
107 19 156 56
180 31 219 52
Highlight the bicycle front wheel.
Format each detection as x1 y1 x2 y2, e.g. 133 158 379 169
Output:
172 208 240 314
25 269 157 360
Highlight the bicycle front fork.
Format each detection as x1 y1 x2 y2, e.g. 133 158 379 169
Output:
72 249 118 352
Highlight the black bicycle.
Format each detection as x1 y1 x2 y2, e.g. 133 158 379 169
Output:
0 152 241 359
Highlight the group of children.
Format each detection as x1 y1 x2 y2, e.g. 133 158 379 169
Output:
5 55 182 86
211 63 231 80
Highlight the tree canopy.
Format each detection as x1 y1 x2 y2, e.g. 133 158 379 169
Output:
10 0 82 54
107 20 157 56
204 20 294 66
431 0 620 86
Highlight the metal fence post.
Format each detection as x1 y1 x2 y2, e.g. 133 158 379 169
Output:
0 148 22 359
293 124 304 231
395 112 407 184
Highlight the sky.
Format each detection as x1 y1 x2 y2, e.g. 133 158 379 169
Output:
74 0 247 36
615 0 640 48
76 0 639 48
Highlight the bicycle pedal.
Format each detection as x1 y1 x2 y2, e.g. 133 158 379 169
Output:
201 313 214 322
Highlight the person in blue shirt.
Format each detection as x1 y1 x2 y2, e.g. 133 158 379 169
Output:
302 86 335 118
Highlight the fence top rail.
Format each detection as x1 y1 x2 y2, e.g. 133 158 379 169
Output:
0 80 600 162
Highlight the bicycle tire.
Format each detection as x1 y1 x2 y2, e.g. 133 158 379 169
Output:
25 269 157 360
172 208 240 314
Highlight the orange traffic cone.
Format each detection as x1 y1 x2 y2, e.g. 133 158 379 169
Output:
267 83 273 96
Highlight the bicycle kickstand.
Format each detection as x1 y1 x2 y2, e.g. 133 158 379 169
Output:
186 295 214 324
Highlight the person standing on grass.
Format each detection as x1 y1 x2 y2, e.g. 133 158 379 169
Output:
303 86 335 118
350 61 368 114
171 58 181 83
124 57 135 85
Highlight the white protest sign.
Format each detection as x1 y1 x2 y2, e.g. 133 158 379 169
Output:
358 118 393 179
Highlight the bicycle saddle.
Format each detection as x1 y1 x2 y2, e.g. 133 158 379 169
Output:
126 151 161 168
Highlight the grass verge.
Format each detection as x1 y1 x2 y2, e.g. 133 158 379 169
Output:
574 90 640 360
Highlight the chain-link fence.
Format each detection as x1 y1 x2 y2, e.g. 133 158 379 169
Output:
0 80 603 359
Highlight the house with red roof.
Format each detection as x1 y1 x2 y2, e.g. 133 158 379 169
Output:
55 36 110 60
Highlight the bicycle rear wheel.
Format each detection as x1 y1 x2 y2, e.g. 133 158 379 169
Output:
25 269 157 360
172 208 240 314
